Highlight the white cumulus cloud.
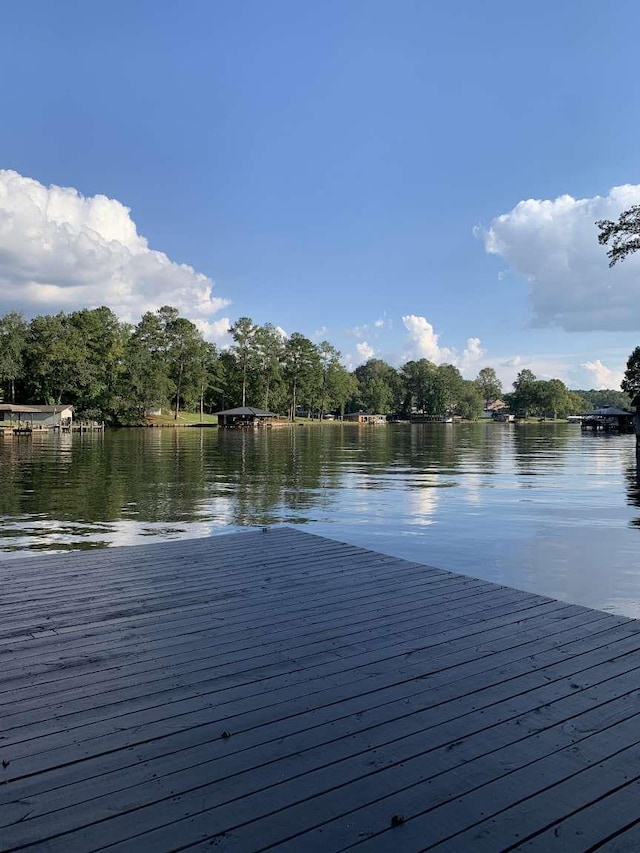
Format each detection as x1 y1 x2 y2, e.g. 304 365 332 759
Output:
501 355 528 368
193 318 232 348
401 315 484 374
459 336 485 372
575 359 624 390
479 185 640 331
0 170 230 338
356 341 375 361
402 315 453 362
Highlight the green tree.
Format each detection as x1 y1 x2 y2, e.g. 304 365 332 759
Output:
164 316 207 420
597 206 640 266
25 313 91 406
254 323 285 410
330 366 359 419
474 367 502 407
362 376 393 413
401 359 445 415
438 364 464 415
535 378 570 418
622 346 640 410
576 389 631 410
197 341 221 416
215 349 238 408
316 341 342 417
0 312 28 403
354 359 398 413
456 380 483 419
282 333 320 419
510 368 538 416
67 307 127 417
120 311 173 419
229 317 257 407
567 390 590 414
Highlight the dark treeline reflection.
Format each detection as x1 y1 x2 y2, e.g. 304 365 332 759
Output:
625 461 640 528
6 422 640 619
0 422 625 554
510 422 571 477
0 424 498 545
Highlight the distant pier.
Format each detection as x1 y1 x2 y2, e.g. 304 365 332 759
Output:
0 421 105 437
2 529 640 851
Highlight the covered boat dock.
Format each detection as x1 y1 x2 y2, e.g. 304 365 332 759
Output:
213 406 277 428
581 405 635 433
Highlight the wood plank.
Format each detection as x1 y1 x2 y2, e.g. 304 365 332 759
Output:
7 631 640 848
0 608 612 814
0 598 577 768
41 651 640 853
0 584 530 725
0 536 423 608
0 608 616 798
0 544 430 637
444 747 640 851
2 527 640 853
0 550 462 648
0 575 495 700
0 569 492 669
7 624 637 849
592 819 640 852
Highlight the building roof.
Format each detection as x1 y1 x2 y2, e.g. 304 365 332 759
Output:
586 406 634 417
213 406 276 417
0 404 74 413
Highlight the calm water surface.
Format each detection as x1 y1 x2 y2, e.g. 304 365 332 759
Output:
2 423 640 616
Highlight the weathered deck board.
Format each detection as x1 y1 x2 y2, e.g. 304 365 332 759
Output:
1 587 538 730
2 527 640 852
0 570 490 666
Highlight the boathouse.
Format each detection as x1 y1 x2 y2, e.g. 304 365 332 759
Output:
0 403 74 431
581 406 635 433
213 405 277 428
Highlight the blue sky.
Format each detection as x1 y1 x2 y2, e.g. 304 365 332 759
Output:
1 0 640 390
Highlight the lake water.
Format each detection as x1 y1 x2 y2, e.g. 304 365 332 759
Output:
2 423 640 617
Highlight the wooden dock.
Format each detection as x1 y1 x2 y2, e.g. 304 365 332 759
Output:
2 528 640 852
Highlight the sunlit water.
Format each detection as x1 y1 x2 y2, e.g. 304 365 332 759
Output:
2 423 640 616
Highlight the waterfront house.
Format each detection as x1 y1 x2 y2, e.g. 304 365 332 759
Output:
482 399 507 418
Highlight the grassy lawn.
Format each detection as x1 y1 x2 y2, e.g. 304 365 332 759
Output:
144 411 219 426
143 413 574 428
142 412 363 427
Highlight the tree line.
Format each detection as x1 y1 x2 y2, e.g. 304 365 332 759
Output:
0 306 625 423
1 194 638 425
